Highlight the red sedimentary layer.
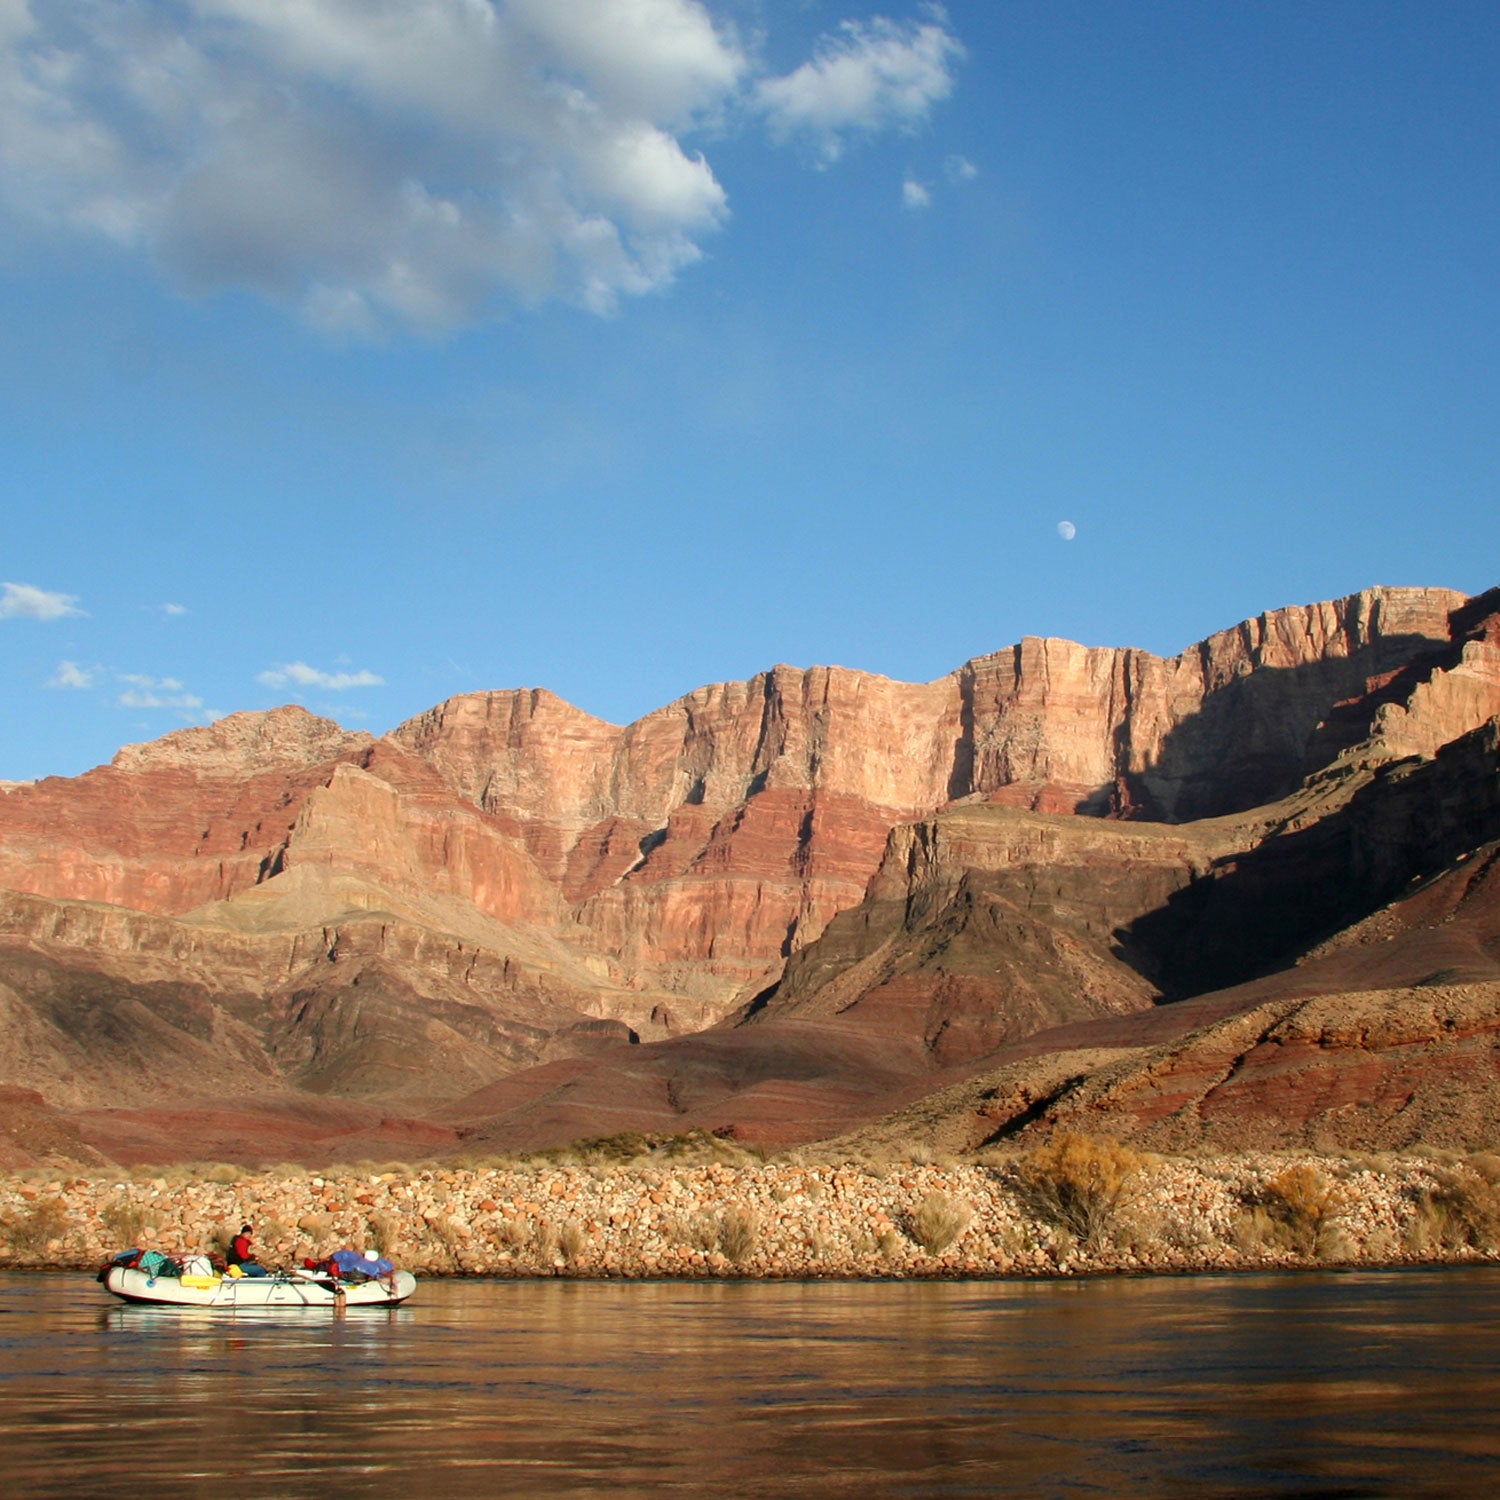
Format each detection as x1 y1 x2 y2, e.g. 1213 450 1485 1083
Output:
2 585 1500 1164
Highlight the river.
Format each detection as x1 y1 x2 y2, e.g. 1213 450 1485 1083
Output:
3 1268 1499 1496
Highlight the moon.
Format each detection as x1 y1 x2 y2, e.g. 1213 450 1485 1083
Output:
1057 520 1077 541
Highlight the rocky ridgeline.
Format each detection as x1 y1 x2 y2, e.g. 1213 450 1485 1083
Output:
4 1144 1500 1279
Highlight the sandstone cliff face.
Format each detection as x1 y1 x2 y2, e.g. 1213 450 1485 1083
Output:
4 584 1500 1165
3 587 1492 1015
388 585 1499 1007
0 709 373 913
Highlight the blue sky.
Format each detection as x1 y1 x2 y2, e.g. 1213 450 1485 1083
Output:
2 0 1497 781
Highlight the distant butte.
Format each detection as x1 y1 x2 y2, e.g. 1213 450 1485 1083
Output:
3 583 1500 1167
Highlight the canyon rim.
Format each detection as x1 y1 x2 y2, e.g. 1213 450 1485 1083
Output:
2 583 1500 1188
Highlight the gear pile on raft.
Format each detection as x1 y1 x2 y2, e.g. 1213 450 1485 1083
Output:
97 1226 417 1308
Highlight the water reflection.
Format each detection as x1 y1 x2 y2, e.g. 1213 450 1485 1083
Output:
3 1270 1499 1496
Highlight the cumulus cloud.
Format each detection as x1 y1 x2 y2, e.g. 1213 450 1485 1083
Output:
757 15 963 164
1 581 83 620
902 177 930 210
0 3 963 331
48 660 95 689
0 0 738 329
258 661 385 692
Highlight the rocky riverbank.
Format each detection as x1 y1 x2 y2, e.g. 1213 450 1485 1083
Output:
5 1138 1500 1279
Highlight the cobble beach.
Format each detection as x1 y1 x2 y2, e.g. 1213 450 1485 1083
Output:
6 1142 1500 1279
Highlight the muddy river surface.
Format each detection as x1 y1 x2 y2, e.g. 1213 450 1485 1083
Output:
4 1268 1500 1496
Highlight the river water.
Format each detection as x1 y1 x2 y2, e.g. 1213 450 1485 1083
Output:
3 1268 1499 1497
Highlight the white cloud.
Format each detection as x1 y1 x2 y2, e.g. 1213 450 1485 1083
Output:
161 602 188 616
117 672 203 711
944 153 977 182
0 4 963 331
0 0 744 330
1 581 83 620
258 661 385 692
48 660 95 689
902 177 930 210
757 15 963 164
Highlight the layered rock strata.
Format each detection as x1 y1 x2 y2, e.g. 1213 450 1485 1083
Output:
436 713 1500 1156
3 584 1500 1165
3 586 1495 1021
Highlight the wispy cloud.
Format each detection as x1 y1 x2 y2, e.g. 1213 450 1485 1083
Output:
0 3 963 332
1 581 83 621
48 660 95 689
757 15 963 165
258 661 385 692
118 672 203 712
902 177 931 210
944 153 978 183
161 602 188 617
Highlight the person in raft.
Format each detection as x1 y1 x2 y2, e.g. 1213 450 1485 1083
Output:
226 1223 269 1277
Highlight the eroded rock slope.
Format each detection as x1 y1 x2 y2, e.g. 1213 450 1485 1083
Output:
3 584 1499 1164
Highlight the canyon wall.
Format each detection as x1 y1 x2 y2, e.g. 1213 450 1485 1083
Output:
4 584 1500 1165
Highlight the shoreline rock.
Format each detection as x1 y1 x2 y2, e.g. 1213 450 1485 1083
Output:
5 1145 1499 1281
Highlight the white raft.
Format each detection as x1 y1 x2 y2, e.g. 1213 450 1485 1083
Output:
103 1265 417 1308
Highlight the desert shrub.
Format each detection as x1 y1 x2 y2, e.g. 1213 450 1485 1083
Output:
198 1163 245 1185
99 1199 148 1248
492 1217 531 1250
3 1197 72 1256
364 1212 404 1256
559 1132 660 1167
557 1220 587 1261
651 1129 766 1167
969 1144 1021 1171
1230 1207 1284 1256
909 1192 973 1255
1252 1164 1350 1258
1123 1204 1217 1259
1013 1133 1146 1252
428 1216 465 1250
664 1212 719 1251
1406 1168 1500 1254
718 1207 759 1264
